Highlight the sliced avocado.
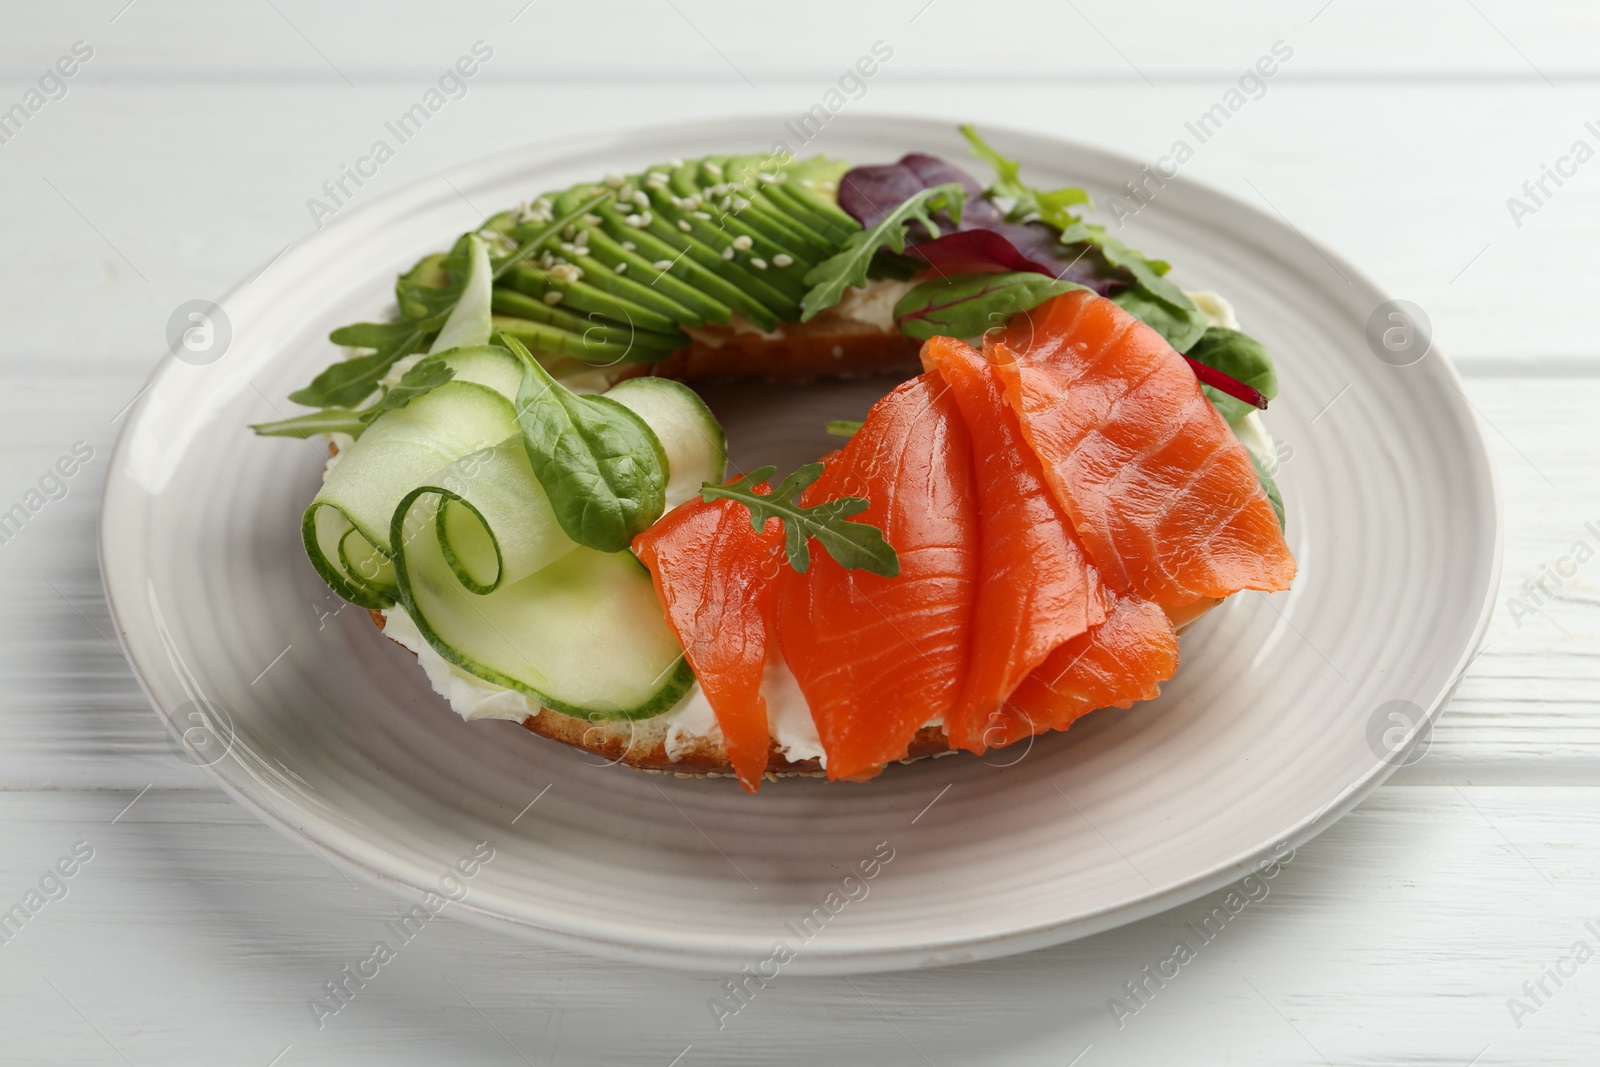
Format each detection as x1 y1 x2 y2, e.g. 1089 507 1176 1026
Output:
575 225 731 325
490 289 685 354
590 206 780 332
561 249 706 328
691 157 833 262
641 205 805 315
712 155 841 255
498 262 680 334
640 188 809 303
490 314 671 365
782 156 857 227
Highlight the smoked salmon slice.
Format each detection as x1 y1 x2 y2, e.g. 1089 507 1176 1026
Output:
920 335 1108 754
987 593 1181 748
989 290 1295 610
633 492 784 793
778 375 979 781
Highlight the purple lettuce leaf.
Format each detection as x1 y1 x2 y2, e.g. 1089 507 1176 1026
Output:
837 153 1118 296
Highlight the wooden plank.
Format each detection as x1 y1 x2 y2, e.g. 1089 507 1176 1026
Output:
0 786 1596 1065
1 0 1597 81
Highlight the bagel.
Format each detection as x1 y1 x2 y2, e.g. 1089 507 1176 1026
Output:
260 134 1292 788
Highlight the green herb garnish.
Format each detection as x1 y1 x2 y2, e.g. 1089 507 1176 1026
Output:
824 420 863 437
503 333 666 553
702 464 898 578
798 183 966 322
958 125 1090 228
252 360 456 438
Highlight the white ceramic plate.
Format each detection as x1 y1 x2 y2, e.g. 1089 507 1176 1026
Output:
99 116 1499 975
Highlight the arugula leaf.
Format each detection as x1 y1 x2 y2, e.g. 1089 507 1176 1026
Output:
361 360 456 421
289 315 444 409
959 125 1090 229
252 360 456 438
287 193 612 410
250 409 368 439
701 464 899 578
824 420 863 437
956 125 1203 342
1186 327 1279 424
894 271 1087 342
503 333 666 553
799 183 966 321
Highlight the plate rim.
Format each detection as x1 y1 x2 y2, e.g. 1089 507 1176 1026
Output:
97 112 1503 973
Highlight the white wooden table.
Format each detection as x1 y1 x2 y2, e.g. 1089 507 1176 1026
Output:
3 2 1597 1063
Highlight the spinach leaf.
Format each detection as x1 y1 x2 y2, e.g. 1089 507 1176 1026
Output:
1112 283 1209 353
894 271 1087 341
799 183 966 321
1249 448 1286 530
959 125 1090 228
702 464 898 578
503 334 666 553
1186 327 1279 424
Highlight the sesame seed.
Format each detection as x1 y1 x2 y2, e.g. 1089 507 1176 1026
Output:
559 242 575 254
623 214 644 228
750 257 767 269
732 235 753 250
732 197 751 212
800 179 815 188
633 190 650 207
693 210 712 220
603 173 625 188
582 213 602 226
772 253 793 267
705 162 723 177
653 260 672 271
638 211 653 226
718 197 732 212
668 158 684 167
614 261 627 273
563 224 576 240
721 247 735 260
543 291 564 305
621 241 636 251
677 219 692 233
